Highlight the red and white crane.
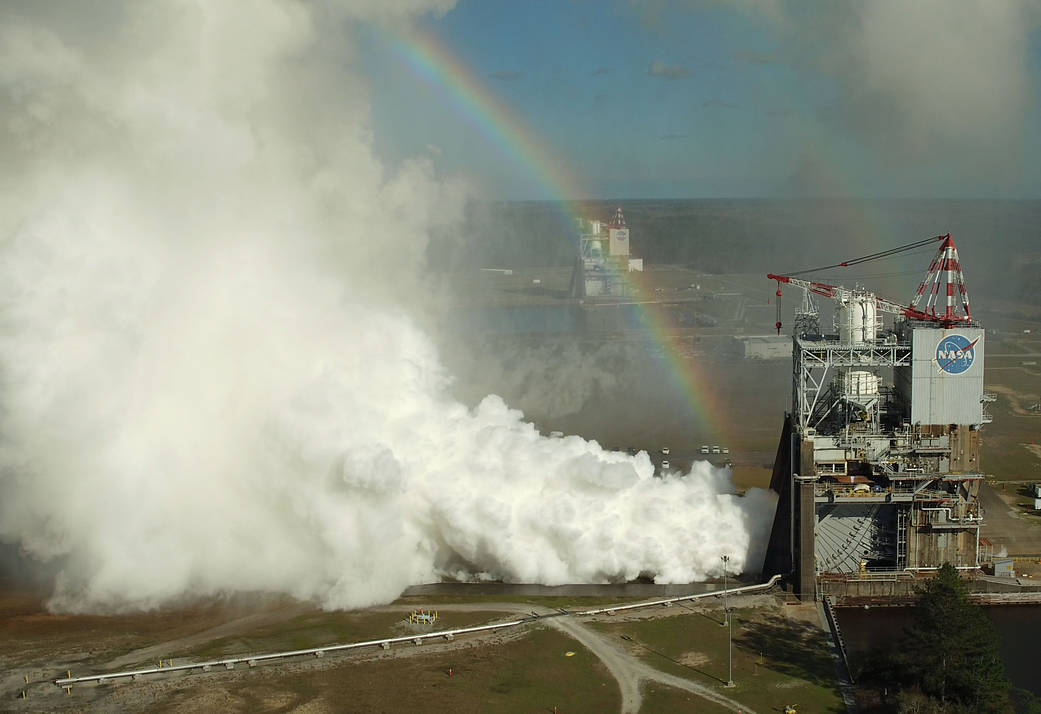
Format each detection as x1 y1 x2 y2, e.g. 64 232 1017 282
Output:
767 233 973 335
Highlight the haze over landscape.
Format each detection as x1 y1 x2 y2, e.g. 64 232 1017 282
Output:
1 0 1040 619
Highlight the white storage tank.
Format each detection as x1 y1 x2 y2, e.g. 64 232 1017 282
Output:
838 300 860 344
839 296 877 344
861 299 877 341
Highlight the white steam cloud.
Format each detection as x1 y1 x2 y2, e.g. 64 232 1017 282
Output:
644 0 1041 193
738 0 1041 186
0 2 774 612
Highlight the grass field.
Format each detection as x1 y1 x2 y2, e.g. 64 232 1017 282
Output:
591 605 845 714
182 610 513 661
981 337 1041 482
4 585 850 713
37 626 621 713
639 682 733 713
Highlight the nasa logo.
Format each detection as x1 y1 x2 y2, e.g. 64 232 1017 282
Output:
935 334 979 374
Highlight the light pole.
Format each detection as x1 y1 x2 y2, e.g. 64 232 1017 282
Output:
721 555 729 626
721 554 734 687
727 611 734 687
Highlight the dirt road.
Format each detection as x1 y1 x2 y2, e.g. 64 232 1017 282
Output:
547 615 755 714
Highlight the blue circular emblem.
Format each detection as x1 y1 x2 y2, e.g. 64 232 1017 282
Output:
935 334 977 374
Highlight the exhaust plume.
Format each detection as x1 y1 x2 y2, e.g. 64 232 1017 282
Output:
0 1 774 612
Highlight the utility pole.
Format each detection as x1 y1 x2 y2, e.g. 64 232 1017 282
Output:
721 554 734 687
721 554 729 626
727 609 734 687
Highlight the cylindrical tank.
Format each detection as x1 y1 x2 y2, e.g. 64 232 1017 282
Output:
851 300 864 342
838 300 863 344
860 299 877 341
838 302 851 343
838 295 877 343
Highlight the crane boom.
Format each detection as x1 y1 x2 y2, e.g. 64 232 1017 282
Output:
767 233 973 335
767 275 910 314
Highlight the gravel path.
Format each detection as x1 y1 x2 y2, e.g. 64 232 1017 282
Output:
547 615 756 714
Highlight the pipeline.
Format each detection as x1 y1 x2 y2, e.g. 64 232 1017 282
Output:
53 574 781 688
576 574 781 616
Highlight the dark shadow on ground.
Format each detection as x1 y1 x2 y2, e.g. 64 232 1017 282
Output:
620 633 726 685
735 614 835 688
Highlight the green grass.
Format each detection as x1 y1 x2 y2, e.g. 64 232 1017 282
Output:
183 610 513 660
981 408 1041 483
639 682 733 713
979 358 1041 481
1003 482 1041 519
146 625 620 714
592 606 845 714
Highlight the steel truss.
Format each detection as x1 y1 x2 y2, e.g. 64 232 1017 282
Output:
792 338 912 433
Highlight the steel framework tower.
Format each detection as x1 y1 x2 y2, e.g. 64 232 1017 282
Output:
764 235 992 601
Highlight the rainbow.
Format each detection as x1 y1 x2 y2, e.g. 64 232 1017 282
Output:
605 263 733 441
378 23 732 444
380 23 588 207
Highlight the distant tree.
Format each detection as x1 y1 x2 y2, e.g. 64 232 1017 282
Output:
894 563 1010 712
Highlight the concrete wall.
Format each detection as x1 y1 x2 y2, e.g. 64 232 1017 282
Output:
907 513 978 569
764 415 794 580
823 573 1041 605
797 439 817 600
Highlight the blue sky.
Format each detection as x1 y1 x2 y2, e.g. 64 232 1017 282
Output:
362 1 1041 200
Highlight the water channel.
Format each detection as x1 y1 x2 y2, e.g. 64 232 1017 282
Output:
838 605 1041 696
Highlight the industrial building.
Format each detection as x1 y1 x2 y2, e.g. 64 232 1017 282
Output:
736 335 792 360
764 235 993 601
569 207 643 298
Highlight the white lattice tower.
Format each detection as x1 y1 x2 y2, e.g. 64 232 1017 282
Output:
909 234 971 324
